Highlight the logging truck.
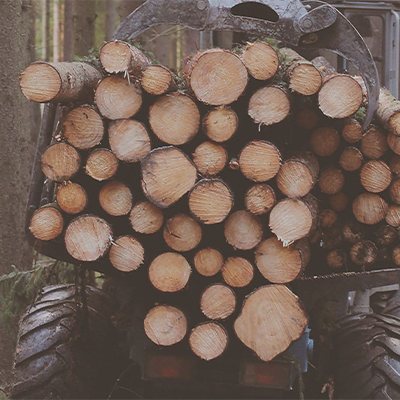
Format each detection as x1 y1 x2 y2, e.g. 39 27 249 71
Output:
11 0 400 399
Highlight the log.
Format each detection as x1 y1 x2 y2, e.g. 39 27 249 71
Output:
85 148 118 181
188 179 234 225
149 252 191 292
224 210 263 250
163 214 202 252
390 155 400 175
194 248 224 277
234 285 308 362
392 244 400 266
390 179 400 205
360 125 388 159
376 87 400 136
386 205 400 227
99 181 133 217
255 237 309 283
99 40 149 75
295 108 320 131
276 151 319 198
280 48 322 95
189 322 228 361
310 126 340 157
241 41 279 80
329 192 348 212
144 305 187 346
202 106 239 143
374 225 397 247
248 85 291 126
141 65 177 95
339 147 363 172
61 105 104 150
56 181 88 214
200 284 236 320
312 56 363 119
129 201 164 234
360 160 392 193
388 133 400 155
109 235 144 272
245 184 276 215
95 75 142 120
186 49 248 105
239 140 281 182
318 167 344 195
192 142 228 176
148 92 200 145
326 249 347 270
41 142 81 182
269 195 318 244
319 209 338 229
343 220 365 243
20 61 102 103
352 193 388 225
321 224 343 250
350 240 378 268
221 257 254 287
65 214 113 261
29 205 64 241
341 118 363 144
141 146 197 208
108 119 151 163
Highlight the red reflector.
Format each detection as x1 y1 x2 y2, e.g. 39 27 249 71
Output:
145 354 196 380
240 360 293 390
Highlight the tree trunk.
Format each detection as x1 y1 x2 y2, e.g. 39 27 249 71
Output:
105 0 117 41
53 0 60 62
42 0 50 60
63 0 74 61
73 0 96 57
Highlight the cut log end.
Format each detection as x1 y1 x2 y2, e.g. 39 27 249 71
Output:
352 193 388 225
56 182 88 214
85 149 118 181
350 240 378 268
99 181 133 217
339 147 363 172
109 235 144 272
222 257 254 288
342 119 363 144
330 192 348 212
319 209 338 229
141 65 176 95
194 248 224 277
360 160 392 193
391 179 400 204
201 284 236 320
129 201 164 234
310 127 340 157
245 184 276 215
361 126 388 160
326 249 347 270
319 168 344 195
29 206 64 241
202 106 238 143
386 205 400 227
192 142 228 176
290 64 322 96
295 109 320 131
343 220 365 244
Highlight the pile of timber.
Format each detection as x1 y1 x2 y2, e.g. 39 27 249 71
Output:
21 39 400 363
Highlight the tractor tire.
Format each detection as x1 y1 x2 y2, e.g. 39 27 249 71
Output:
333 312 400 399
11 284 121 399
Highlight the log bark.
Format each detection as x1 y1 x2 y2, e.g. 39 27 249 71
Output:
65 215 113 261
194 248 224 277
29 205 64 241
376 87 400 136
352 193 388 225
224 210 263 250
95 75 142 120
310 126 340 157
360 125 388 160
326 249 347 270
188 179 234 225
276 151 319 198
360 160 392 193
189 322 228 361
141 65 177 95
192 142 228 176
20 62 102 103
245 184 276 215
200 284 236 320
144 305 187 346
241 41 279 81
280 48 322 95
388 133 400 155
269 195 318 244
108 119 151 162
234 285 307 362
318 167 344 195
109 235 144 272
221 257 254 287
202 106 239 143
163 214 202 252
149 252 191 292
56 182 88 214
41 143 81 182
239 140 281 182
339 147 363 172
62 105 104 150
186 49 248 106
248 85 291 126
148 93 200 145
141 146 197 208
255 237 309 283
129 201 164 234
341 118 363 144
99 181 133 216
350 240 378 268
85 149 119 181
295 108 320 131
386 205 400 227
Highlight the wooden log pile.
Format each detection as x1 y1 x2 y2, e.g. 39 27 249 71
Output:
21 39 400 364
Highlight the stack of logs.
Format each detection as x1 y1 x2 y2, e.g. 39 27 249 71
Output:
20 39 400 363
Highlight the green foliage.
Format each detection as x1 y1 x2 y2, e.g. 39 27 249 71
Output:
354 106 367 123
74 46 103 70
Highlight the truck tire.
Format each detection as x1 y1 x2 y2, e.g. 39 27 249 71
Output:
11 284 120 399
333 313 400 399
